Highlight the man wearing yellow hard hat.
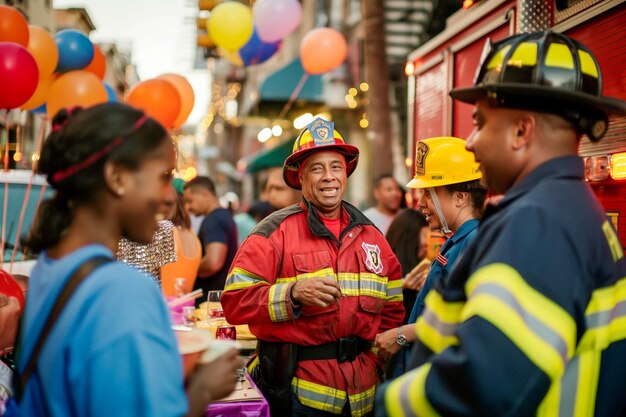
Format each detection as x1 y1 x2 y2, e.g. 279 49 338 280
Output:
222 118 405 416
374 137 486 378
376 31 626 417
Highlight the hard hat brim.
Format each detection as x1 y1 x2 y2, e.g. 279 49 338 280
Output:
450 84 626 117
283 144 360 190
406 173 482 189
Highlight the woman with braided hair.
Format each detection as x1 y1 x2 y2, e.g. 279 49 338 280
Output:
13 103 243 417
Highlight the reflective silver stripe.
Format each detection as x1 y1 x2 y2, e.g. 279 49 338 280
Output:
399 376 416 417
340 275 360 294
268 282 290 322
347 386 376 417
559 355 579 417
474 284 569 364
387 284 403 298
292 381 345 413
586 300 626 329
359 274 387 298
421 307 457 338
225 272 262 287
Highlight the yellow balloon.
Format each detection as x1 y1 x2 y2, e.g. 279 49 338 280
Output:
219 48 243 67
207 2 253 51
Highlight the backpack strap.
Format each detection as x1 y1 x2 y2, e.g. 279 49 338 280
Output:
14 255 112 400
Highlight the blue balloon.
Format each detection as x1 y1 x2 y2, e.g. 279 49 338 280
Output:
104 82 118 102
31 103 46 114
239 28 281 66
54 29 94 72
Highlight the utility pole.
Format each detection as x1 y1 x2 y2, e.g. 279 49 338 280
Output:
362 0 394 180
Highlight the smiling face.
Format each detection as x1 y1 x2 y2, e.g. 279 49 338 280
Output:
374 177 403 214
119 139 175 244
417 187 456 232
299 150 347 218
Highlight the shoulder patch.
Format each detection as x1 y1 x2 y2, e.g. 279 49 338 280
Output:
361 242 384 274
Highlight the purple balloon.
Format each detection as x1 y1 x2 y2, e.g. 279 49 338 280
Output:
239 29 281 66
253 0 302 43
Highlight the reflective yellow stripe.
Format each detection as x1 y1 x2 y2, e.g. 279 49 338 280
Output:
464 263 576 379
578 276 626 351
224 267 267 291
337 272 389 299
348 385 376 417
508 42 537 67
268 282 291 322
415 290 462 353
385 363 441 417
578 50 599 78
486 44 511 70
292 377 346 414
246 355 259 375
572 350 601 417
545 43 575 70
386 278 403 302
602 220 623 262
537 377 560 417
276 276 297 284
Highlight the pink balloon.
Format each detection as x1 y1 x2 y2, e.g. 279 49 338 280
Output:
253 0 302 43
0 42 38 109
300 28 347 75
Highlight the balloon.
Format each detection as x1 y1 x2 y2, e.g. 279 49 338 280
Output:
85 44 106 79
0 5 28 46
26 25 58 76
54 29 94 72
300 28 347 75
207 2 253 51
219 47 243 67
157 74 195 128
0 42 38 109
31 103 46 114
47 70 107 118
239 28 281 66
104 82 118 102
125 79 181 128
20 73 53 110
253 0 302 43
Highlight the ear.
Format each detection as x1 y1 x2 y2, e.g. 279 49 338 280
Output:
103 161 130 198
454 191 469 207
511 113 535 150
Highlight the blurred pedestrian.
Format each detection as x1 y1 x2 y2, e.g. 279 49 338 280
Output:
264 166 301 210
363 174 404 235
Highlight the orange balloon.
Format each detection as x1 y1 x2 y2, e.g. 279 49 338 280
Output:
300 28 347 75
125 79 181 128
21 73 53 110
47 70 108 118
27 25 58 76
157 73 195 128
84 44 106 79
0 5 29 46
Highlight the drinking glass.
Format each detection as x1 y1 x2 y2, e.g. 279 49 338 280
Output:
182 306 196 327
215 324 236 340
206 290 225 321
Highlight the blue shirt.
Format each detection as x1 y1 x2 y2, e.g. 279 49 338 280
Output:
408 218 480 323
17 245 187 417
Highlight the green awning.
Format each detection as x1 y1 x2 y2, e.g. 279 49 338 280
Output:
246 138 294 173
259 58 323 102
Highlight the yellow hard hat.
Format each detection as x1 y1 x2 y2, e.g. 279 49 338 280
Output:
406 136 481 189
283 117 359 190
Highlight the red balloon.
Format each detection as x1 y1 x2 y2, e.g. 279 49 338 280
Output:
0 42 38 110
125 79 181 128
0 5 28 46
84 44 106 79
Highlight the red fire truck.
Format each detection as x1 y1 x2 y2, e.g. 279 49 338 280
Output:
405 0 626 244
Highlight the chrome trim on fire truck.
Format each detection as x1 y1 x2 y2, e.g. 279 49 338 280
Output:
554 0 623 25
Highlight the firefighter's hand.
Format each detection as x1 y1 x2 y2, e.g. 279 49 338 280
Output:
374 328 402 359
184 348 245 416
402 258 431 291
291 278 342 308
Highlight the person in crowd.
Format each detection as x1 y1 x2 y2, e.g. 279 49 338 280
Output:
384 209 429 324
233 200 274 245
183 176 238 300
264 166 301 210
160 180 202 297
377 31 626 417
16 103 242 417
0 270 24 356
363 173 404 235
375 137 486 378
221 118 405 417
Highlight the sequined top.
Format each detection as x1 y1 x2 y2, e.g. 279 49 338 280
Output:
117 220 176 285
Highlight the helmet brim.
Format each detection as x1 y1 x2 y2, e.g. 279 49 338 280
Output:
283 144 360 190
406 173 482 189
450 84 626 117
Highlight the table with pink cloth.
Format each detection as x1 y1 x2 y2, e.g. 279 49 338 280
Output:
205 373 270 417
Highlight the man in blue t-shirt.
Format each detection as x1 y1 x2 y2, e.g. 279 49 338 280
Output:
183 177 238 300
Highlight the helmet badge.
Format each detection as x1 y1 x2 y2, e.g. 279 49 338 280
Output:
415 141 429 176
308 118 334 146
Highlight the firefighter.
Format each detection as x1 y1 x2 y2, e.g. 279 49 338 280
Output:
221 117 404 417
376 30 626 416
374 137 487 377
